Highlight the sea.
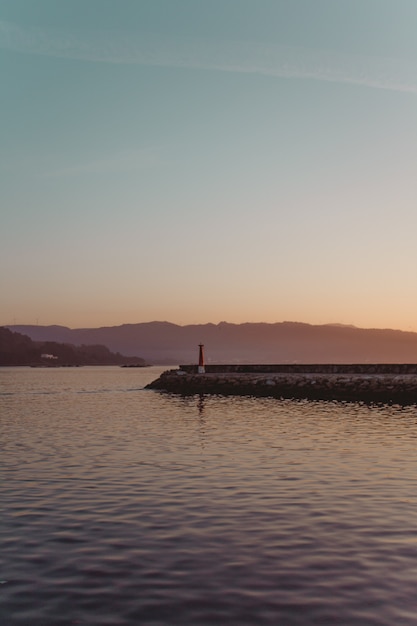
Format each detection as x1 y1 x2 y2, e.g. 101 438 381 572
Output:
2 365 417 625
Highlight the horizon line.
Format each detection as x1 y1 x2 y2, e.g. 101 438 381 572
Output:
4 320 417 335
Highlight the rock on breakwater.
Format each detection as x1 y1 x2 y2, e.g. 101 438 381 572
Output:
146 365 417 404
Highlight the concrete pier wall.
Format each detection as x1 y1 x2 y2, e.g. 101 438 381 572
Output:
179 363 417 375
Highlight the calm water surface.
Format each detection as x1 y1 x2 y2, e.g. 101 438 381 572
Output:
2 366 417 625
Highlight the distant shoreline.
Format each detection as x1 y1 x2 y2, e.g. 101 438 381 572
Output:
0 360 150 368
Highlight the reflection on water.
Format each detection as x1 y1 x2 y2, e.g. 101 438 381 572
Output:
1 366 417 625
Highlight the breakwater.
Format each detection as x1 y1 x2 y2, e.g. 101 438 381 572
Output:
146 364 417 404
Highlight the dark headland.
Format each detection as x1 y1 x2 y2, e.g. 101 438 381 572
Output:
147 364 417 405
0 327 147 367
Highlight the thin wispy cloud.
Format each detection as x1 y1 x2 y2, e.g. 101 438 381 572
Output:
44 149 159 178
1 19 416 94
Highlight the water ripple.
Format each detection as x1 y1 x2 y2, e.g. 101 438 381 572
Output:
2 366 417 624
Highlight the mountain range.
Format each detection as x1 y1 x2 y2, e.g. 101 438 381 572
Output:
6 321 417 364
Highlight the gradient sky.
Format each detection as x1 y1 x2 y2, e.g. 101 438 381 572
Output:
1 0 417 331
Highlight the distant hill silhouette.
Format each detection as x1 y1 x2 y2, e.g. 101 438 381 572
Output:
0 327 147 366
6 321 417 364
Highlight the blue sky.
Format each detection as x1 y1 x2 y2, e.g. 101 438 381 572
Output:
1 0 417 330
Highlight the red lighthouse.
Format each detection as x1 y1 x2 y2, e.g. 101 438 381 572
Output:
198 344 205 374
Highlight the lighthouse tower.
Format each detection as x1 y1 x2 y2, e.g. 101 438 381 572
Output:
198 344 205 374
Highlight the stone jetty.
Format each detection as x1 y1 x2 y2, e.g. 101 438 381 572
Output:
146 364 417 404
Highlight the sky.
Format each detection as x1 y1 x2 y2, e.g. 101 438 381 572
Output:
1 0 417 331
